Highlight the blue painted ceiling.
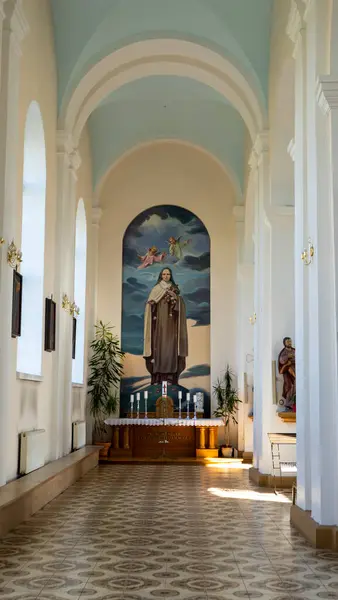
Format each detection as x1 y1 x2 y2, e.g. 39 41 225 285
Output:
50 0 273 196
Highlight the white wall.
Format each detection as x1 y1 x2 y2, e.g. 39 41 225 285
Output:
2 0 93 482
96 141 238 415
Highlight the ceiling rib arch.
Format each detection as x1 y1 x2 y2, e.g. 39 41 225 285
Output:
60 39 267 144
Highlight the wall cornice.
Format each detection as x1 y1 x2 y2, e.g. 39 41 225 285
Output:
316 76 338 115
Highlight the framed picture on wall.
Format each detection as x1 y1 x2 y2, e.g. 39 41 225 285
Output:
72 317 77 360
11 270 23 338
44 297 56 352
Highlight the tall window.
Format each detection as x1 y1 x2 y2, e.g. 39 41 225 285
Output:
17 102 46 376
72 199 87 384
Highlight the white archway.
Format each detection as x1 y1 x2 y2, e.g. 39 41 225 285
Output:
72 199 87 384
17 101 46 376
60 40 267 145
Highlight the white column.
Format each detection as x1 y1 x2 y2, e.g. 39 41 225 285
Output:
303 0 338 525
237 263 254 453
90 207 102 335
0 1 28 486
287 0 312 512
86 207 102 442
52 133 81 458
250 131 274 474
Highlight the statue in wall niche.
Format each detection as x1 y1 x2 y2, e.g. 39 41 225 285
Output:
278 337 296 412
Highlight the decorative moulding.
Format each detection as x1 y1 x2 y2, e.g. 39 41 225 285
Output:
316 76 338 115
56 130 81 172
232 206 245 222
286 0 303 48
287 138 296 162
278 411 296 423
249 130 269 170
16 372 43 383
92 207 103 227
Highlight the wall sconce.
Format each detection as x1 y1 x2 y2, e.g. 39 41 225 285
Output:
249 313 257 325
62 294 80 316
301 238 314 266
0 237 5 246
7 240 22 269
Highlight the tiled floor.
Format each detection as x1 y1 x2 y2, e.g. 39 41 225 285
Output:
1 464 338 600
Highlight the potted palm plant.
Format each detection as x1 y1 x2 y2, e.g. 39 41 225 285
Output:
87 321 125 455
213 365 241 458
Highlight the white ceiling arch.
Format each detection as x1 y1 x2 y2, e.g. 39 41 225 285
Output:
94 139 242 206
60 39 267 145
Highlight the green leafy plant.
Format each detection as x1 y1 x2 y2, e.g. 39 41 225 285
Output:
87 321 125 438
213 365 241 447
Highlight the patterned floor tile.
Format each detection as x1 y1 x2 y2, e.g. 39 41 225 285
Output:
1 465 338 600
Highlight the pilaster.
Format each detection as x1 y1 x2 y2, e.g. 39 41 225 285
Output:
52 132 81 459
0 0 28 486
287 0 312 513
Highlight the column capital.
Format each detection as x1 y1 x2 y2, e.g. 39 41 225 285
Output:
286 0 306 57
92 207 103 228
248 130 269 171
232 206 245 223
56 130 82 173
287 138 296 162
316 76 338 115
3 0 30 55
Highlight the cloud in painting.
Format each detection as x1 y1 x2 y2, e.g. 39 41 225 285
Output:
123 277 149 296
182 252 210 271
184 288 210 305
123 247 140 267
121 313 144 354
186 305 210 326
181 364 210 379
187 222 208 235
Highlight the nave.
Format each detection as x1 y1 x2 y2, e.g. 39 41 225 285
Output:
1 464 338 600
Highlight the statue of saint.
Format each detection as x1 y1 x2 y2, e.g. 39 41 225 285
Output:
278 337 296 411
143 267 188 385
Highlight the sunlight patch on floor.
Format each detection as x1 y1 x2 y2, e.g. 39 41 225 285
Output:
207 487 292 503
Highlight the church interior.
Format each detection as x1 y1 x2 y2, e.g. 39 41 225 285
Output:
1 0 338 598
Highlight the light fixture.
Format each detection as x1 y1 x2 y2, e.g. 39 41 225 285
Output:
7 240 22 269
301 238 314 266
62 294 80 316
249 313 257 325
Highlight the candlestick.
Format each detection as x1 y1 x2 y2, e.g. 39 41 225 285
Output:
193 395 197 420
162 380 167 397
144 391 148 419
130 394 134 418
186 392 190 419
136 393 140 419
178 391 182 419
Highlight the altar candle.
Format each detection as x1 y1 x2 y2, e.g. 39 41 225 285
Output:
130 394 134 404
136 392 140 401
193 395 197 403
186 392 190 401
144 391 148 418
178 391 182 400
130 394 134 418
186 392 190 419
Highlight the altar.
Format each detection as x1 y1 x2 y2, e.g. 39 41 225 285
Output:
104 418 223 459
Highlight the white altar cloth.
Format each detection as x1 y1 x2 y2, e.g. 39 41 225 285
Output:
104 418 223 426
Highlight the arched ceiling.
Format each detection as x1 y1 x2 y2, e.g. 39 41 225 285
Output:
51 0 273 112
88 76 246 197
50 0 273 203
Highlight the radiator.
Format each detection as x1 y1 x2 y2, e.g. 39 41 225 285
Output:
72 420 86 449
19 429 46 475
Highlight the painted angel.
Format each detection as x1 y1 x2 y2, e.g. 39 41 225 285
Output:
168 236 191 262
137 246 166 270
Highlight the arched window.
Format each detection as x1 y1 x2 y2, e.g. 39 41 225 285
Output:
17 102 46 376
72 199 87 384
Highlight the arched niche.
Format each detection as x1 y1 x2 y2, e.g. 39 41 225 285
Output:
120 204 211 417
72 199 87 384
17 101 46 376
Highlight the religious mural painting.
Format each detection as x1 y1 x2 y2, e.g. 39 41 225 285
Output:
120 205 211 416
